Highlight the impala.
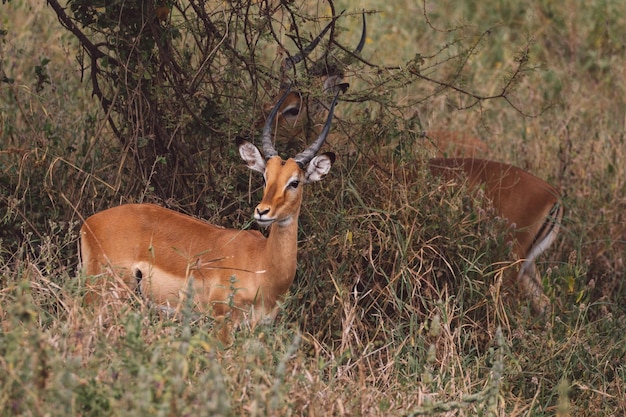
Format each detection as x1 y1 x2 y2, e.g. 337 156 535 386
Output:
428 158 563 315
266 16 489 158
80 88 339 341
266 21 563 315
262 12 366 145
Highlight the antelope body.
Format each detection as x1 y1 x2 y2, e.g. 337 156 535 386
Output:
80 90 338 339
263 15 564 315
428 158 563 314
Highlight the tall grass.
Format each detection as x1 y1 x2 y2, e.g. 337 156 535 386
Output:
1 0 625 416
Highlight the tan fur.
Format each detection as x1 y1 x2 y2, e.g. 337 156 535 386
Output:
428 158 563 314
425 130 489 158
261 18 562 316
260 85 342 146
81 154 332 341
264 87 561 315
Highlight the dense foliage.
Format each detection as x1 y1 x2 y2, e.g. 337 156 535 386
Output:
1 0 624 415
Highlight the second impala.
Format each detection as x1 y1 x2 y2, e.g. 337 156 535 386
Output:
428 158 563 315
263 16 563 315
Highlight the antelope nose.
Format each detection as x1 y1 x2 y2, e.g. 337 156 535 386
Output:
256 206 270 217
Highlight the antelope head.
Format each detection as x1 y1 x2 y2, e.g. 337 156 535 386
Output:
240 87 340 227
265 12 366 140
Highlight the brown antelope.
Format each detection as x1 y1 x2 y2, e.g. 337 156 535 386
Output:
263 12 366 145
267 16 488 158
428 158 563 315
265 18 563 315
80 88 339 341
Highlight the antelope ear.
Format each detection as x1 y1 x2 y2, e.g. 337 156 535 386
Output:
237 138 266 173
305 152 335 183
323 75 348 94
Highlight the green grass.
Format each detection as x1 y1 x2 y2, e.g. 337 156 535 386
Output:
2 0 625 416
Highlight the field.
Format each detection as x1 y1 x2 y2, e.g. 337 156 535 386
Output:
1 0 625 415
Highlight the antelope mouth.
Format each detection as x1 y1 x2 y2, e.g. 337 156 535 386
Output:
255 217 275 228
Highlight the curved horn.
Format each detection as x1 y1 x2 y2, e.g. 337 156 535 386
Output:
284 11 345 73
294 91 340 167
262 85 292 159
354 12 367 55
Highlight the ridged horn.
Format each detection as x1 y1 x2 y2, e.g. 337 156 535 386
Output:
284 11 345 73
261 85 292 159
294 91 340 167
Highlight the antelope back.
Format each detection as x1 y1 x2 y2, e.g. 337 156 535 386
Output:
425 130 489 158
428 158 562 257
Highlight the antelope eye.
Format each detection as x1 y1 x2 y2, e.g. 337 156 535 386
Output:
288 180 300 189
282 106 300 118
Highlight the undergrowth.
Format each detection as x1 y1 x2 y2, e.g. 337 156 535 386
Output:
1 0 625 416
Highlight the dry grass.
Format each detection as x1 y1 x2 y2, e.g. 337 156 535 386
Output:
1 0 625 416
